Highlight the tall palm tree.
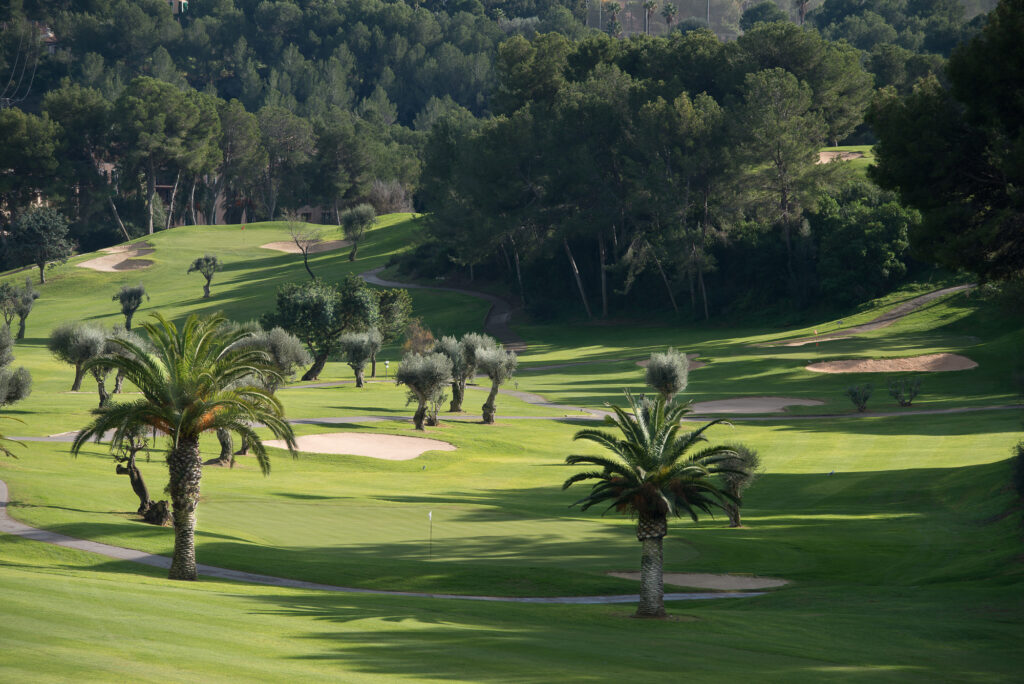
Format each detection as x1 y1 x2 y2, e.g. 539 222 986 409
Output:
72 313 297 581
643 0 657 34
563 392 747 617
661 0 677 30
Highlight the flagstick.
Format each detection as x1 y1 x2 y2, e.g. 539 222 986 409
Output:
429 511 433 560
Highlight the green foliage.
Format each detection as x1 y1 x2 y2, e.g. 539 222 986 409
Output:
846 383 873 412
6 206 74 283
338 329 382 387
740 2 789 31
187 255 223 297
10 278 38 341
1013 441 1024 501
375 288 413 344
339 203 376 261
47 321 107 392
644 348 689 401
870 0 1024 284
0 108 62 219
888 377 922 407
475 345 517 423
395 351 453 429
0 324 31 408
112 284 147 330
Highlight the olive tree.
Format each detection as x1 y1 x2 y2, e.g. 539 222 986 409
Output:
112 284 147 330
435 335 471 412
339 203 376 261
112 424 171 526
395 352 452 430
0 325 31 407
475 345 518 424
339 329 382 388
47 321 106 391
1 278 40 340
644 348 689 402
187 254 223 298
6 205 74 284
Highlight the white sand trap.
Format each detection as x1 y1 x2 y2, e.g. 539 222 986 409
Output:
690 396 824 414
636 353 706 370
818 150 866 164
610 571 788 591
100 241 153 254
265 432 456 460
260 239 349 254
77 249 155 272
807 353 978 373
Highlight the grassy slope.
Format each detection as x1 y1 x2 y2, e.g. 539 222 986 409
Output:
1 216 1022 681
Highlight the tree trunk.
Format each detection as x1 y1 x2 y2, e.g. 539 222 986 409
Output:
234 435 250 456
189 175 199 225
598 233 609 319
353 366 364 388
167 435 203 580
147 160 156 235
71 363 86 391
370 351 377 378
109 196 131 242
96 376 109 407
302 250 315 281
114 369 125 393
166 170 181 231
16 314 27 340
413 401 427 430
204 428 234 467
116 454 151 512
482 381 499 424
449 380 464 412
698 269 710 321
125 310 134 330
636 514 667 618
563 238 593 319
301 352 328 381
202 279 211 298
650 249 679 315
511 236 525 303
37 262 45 285
726 503 741 528
348 242 358 261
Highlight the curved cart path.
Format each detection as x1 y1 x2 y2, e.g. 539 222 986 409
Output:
760 284 974 347
362 267 526 352
0 479 759 604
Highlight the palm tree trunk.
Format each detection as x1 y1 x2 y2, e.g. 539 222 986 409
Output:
563 238 593 319
636 513 667 618
482 380 499 424
167 435 203 580
726 503 741 527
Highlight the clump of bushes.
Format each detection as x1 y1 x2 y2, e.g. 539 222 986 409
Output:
846 383 873 412
888 377 921 406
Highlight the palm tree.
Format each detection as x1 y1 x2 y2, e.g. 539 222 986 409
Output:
661 1 677 30
563 392 748 617
72 313 297 581
643 0 657 34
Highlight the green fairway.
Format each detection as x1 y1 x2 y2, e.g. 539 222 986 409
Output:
1 216 1022 681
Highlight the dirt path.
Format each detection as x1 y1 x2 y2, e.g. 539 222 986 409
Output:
0 479 760 603
361 267 526 352
762 285 974 347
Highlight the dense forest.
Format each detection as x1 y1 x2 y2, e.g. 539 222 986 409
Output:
0 0 1009 319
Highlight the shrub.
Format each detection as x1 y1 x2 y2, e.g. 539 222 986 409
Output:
846 383 873 412
475 346 517 424
47 321 106 391
339 203 376 261
888 377 921 407
338 329 382 388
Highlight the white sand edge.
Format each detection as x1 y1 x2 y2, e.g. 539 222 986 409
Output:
265 431 456 460
77 249 155 272
260 239 350 254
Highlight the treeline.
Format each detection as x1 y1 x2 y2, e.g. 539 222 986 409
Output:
414 25 920 319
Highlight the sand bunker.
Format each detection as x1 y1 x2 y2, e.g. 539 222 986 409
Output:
265 432 456 460
260 239 349 254
636 353 706 370
610 571 788 591
689 396 824 414
818 150 866 164
77 249 155 272
807 353 978 373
